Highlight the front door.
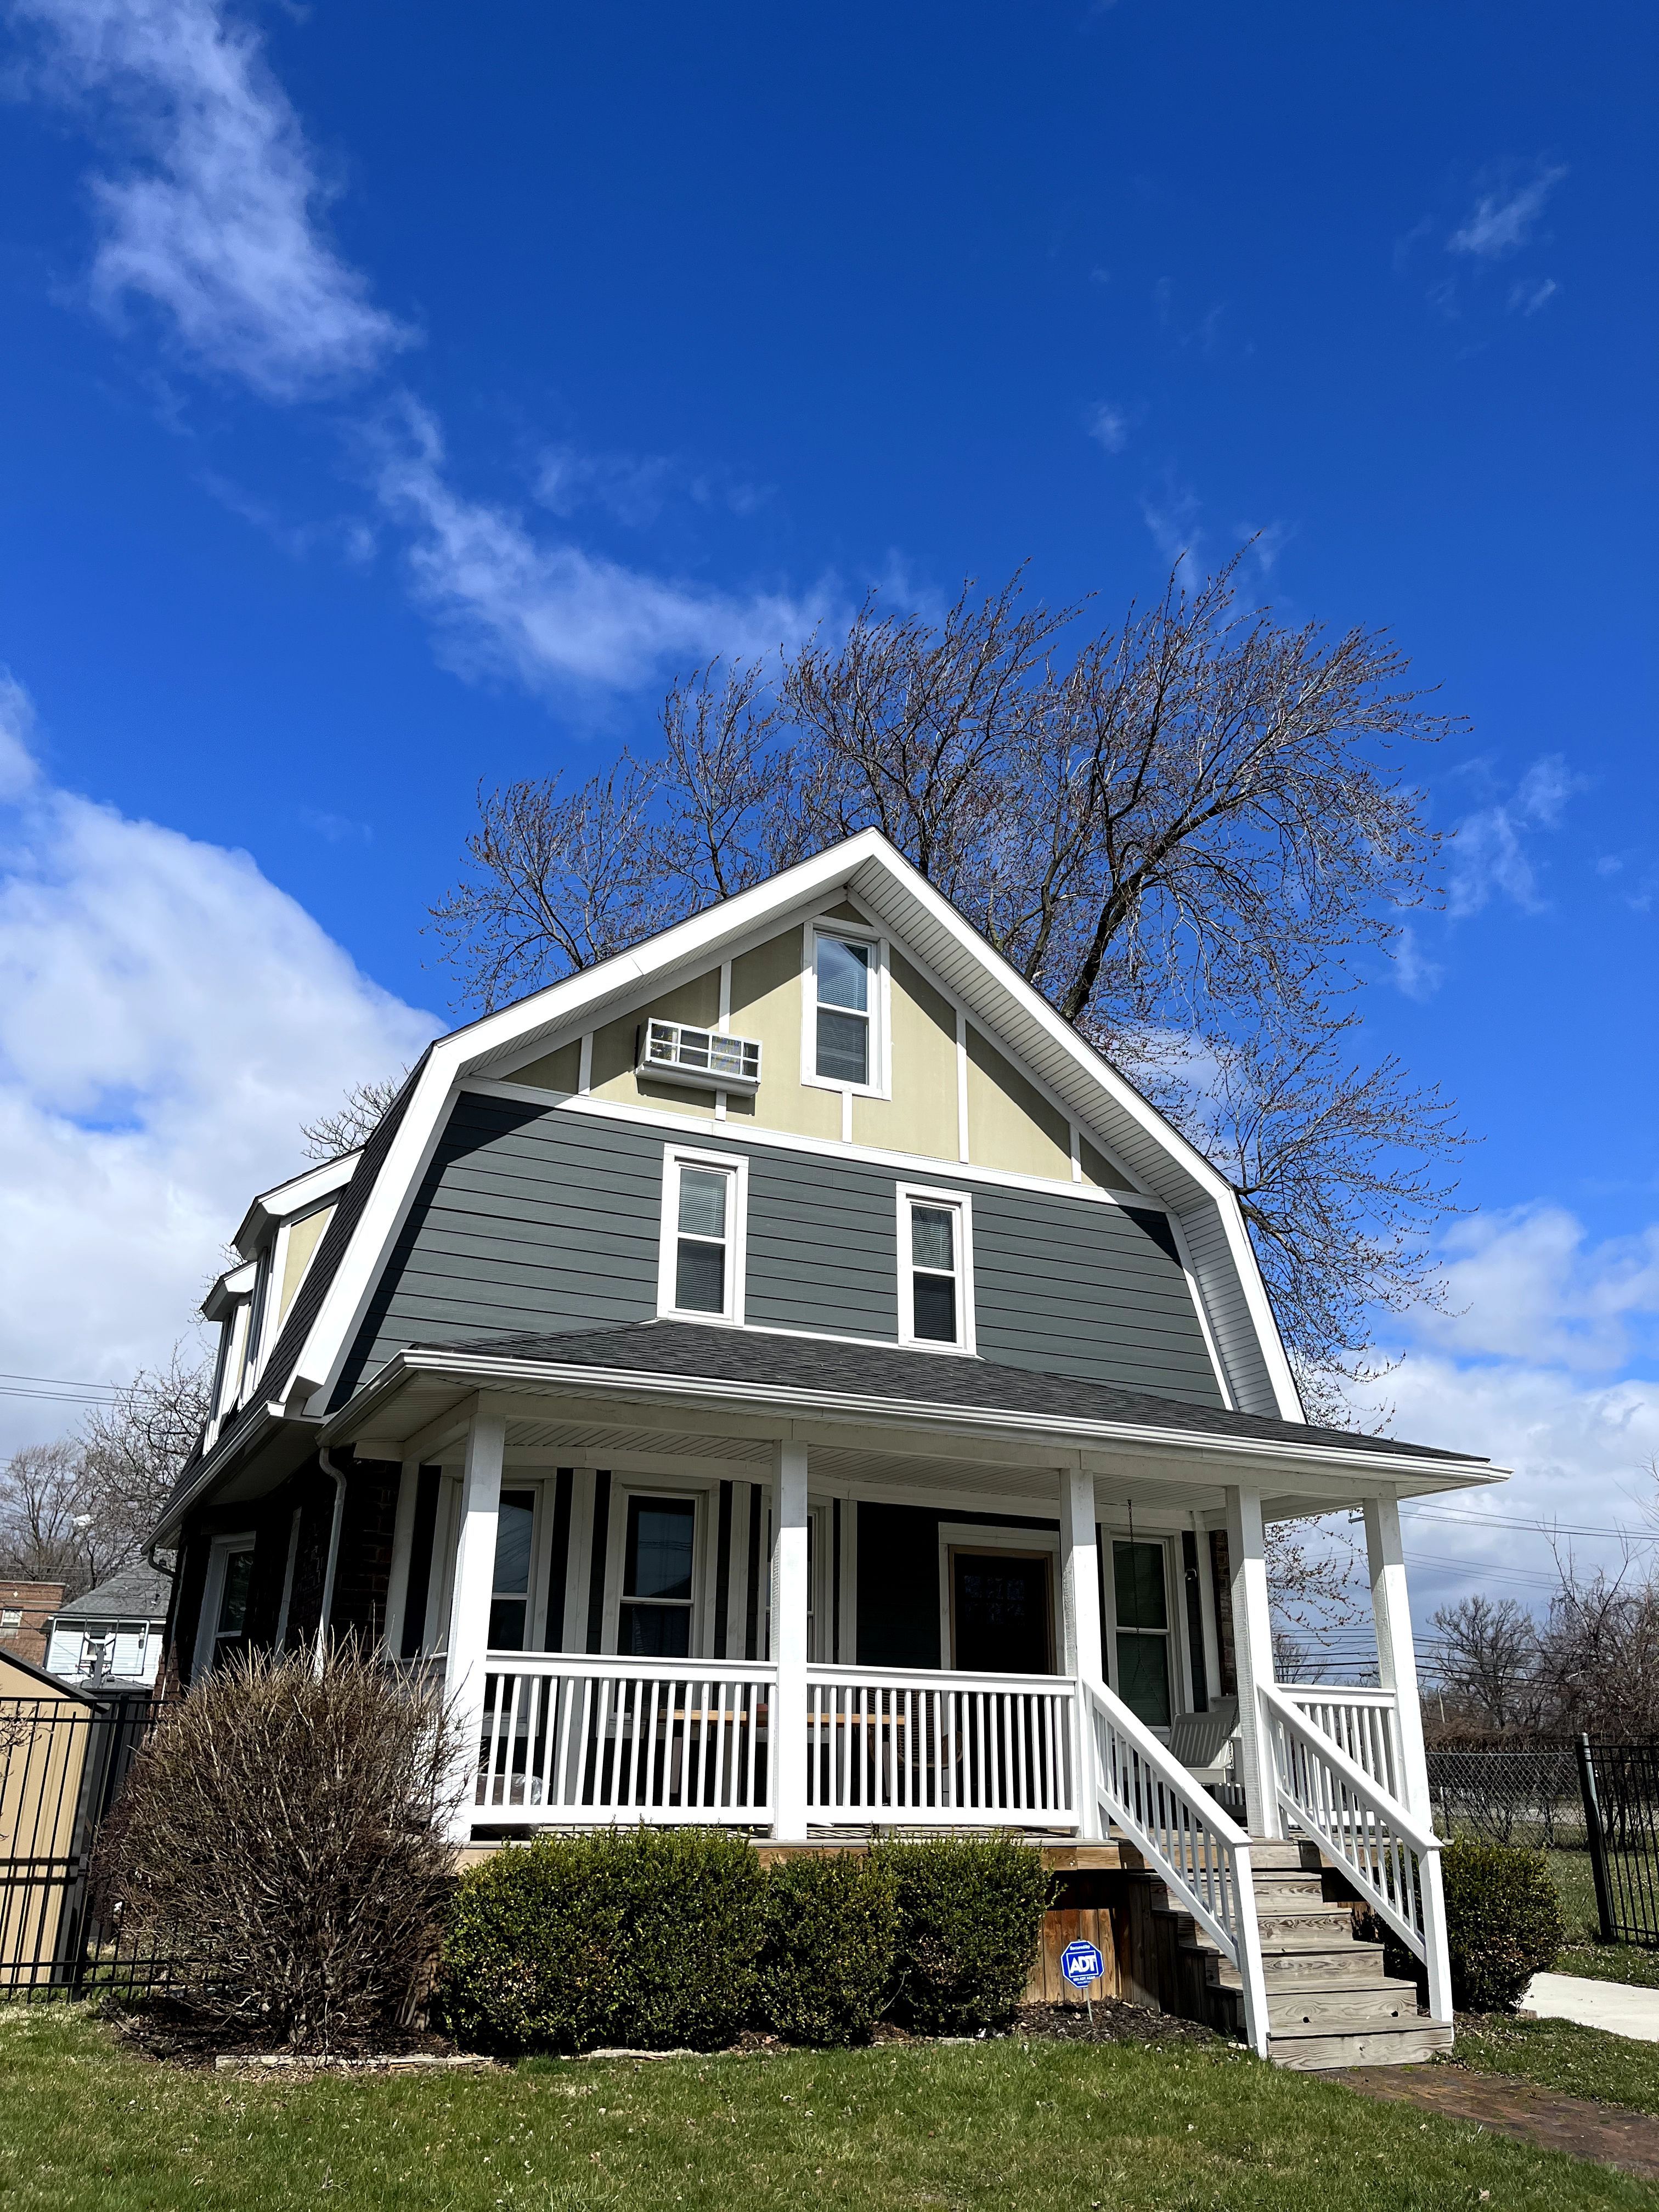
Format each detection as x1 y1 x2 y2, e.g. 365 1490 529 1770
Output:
949 1548 1054 1675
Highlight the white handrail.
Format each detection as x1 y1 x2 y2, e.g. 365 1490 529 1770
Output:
1277 1686 1405 1803
1260 1680 1452 2023
1082 1675 1269 2056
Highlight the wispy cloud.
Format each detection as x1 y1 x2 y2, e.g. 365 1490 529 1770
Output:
371 400 832 693
10 0 414 399
535 446 771 527
1447 162 1568 260
1447 754 1582 917
1083 400 1129 455
1508 276 1559 318
1391 923 1444 1001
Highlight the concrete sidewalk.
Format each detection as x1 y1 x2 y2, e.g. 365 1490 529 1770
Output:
1521 1972 1659 2042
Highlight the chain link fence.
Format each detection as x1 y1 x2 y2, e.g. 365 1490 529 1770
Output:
1427 1745 1587 1850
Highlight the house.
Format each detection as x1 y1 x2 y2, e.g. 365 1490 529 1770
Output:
153 828 1504 2063
45 1562 171 1689
0 1581 66 1672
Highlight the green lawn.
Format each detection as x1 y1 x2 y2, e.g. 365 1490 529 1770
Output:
1543 1850 1659 1988
1453 2014 1659 2120
0 2006 1654 2212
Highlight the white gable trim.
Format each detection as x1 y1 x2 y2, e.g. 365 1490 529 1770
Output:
286 831 1301 1422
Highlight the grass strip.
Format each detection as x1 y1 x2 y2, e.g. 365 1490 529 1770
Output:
0 2005 1653 2211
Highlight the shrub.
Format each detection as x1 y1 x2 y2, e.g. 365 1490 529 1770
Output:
872 1835 1049 2034
93 1647 460 2050
756 1850 898 2046
439 1827 764 2054
1441 1838 1566 2013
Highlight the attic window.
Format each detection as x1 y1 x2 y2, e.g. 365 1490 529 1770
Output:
639 1020 761 1093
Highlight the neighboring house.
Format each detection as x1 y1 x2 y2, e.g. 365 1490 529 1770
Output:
0 1581 66 1671
44 1562 171 1689
153 829 1504 2063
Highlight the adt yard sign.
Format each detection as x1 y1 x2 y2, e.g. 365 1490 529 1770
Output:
1060 1940 1104 1988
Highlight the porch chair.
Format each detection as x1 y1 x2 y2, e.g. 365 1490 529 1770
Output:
1165 1695 1239 1788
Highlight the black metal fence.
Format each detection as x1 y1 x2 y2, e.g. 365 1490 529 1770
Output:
0 1691 180 1999
1427 1736 1659 1950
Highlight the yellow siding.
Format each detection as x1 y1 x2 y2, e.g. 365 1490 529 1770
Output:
1080 1133 1143 1195
721 927 836 1140
588 972 723 1121
851 951 958 1160
278 1204 334 1323
966 1024 1072 1182
510 1039 582 1093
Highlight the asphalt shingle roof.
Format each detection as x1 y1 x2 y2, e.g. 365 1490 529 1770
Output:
53 1560 172 1623
410 1320 1480 1466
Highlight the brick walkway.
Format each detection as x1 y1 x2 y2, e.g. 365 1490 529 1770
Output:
1332 2063 1659 2183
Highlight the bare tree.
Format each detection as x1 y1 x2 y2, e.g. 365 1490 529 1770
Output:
1537 1569 1659 1743
300 1071 409 1163
432 557 1466 1404
78 1348 212 1571
1427 1595 1541 1734
0 1442 112 1598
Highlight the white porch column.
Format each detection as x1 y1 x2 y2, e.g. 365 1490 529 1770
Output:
1364 1492 1432 1821
769 1439 810 1842
1223 1486 1279 1839
381 1455 422 1660
1059 1465 1105 1840
443 1405 505 1842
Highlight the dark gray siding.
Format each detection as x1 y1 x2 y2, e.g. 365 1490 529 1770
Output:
973 1184 1223 1403
336 1093 1225 1408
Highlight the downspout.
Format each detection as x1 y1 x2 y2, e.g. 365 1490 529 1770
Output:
315 1447 349 1674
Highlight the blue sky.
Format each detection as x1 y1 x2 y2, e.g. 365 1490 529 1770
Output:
0 0 1654 1620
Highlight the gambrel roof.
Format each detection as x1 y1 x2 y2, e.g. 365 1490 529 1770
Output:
156 830 1497 1542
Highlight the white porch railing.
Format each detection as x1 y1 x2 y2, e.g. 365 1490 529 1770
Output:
1260 1680 1452 2023
805 1665 1078 1827
1084 1676 1269 2056
1278 1685 1405 1803
475 1655 773 1824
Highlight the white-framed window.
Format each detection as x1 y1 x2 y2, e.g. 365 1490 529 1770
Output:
896 1184 975 1352
193 1533 256 1678
803 922 889 1097
1105 1535 1177 1731
657 1147 748 1325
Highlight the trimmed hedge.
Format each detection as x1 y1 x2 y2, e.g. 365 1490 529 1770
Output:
439 1828 764 2055
756 1850 899 2046
439 1829 1051 2054
873 1835 1050 2034
1441 1838 1566 2013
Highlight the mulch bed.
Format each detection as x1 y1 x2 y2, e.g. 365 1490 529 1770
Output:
106 1993 1213 2070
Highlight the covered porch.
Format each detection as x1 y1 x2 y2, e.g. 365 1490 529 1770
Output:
326 1331 1483 1858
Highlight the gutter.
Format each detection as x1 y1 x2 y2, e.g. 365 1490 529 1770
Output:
315 1447 349 1673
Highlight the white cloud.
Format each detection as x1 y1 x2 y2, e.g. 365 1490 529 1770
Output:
1508 276 1558 317
0 677 42 803
1141 484 1205 574
1447 753 1582 917
1384 1353 1659 1618
1412 1205 1659 1373
1447 163 1568 260
0 679 433 1454
1391 923 1443 1001
1084 400 1128 455
373 399 832 693
11 0 412 398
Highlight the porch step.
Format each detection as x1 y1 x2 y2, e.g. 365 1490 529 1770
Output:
1130 1834 1442 2070
1267 2022 1454 2070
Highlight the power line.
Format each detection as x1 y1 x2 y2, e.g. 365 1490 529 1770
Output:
1405 1503 1656 1545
